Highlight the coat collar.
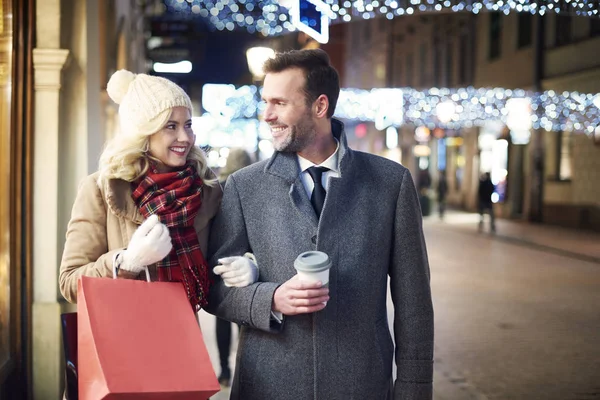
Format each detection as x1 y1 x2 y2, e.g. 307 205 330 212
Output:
102 177 145 224
263 118 351 182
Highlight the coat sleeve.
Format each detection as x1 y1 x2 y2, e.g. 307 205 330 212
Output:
59 175 136 304
390 168 434 399
205 174 282 333
195 180 223 256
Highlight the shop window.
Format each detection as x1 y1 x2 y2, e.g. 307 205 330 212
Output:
489 12 502 60
445 41 453 87
379 16 387 33
419 44 427 87
591 18 600 37
458 35 468 84
437 138 447 171
491 139 508 203
406 53 413 87
517 13 533 48
395 57 402 87
348 23 353 45
433 39 441 87
556 130 572 180
454 146 464 190
555 15 572 46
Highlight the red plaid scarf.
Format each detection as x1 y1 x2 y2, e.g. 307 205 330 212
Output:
131 163 209 311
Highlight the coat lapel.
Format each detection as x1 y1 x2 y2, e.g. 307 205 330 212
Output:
320 120 358 225
265 150 318 228
289 177 319 227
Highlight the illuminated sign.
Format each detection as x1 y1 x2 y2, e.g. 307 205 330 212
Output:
290 0 334 44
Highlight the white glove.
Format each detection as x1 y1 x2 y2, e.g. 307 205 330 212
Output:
120 214 172 273
213 255 259 287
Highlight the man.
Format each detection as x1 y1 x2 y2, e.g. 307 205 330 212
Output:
437 171 448 220
215 148 254 387
207 49 433 399
477 172 496 233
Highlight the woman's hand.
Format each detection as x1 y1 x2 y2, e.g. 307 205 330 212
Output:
213 256 258 287
120 215 172 273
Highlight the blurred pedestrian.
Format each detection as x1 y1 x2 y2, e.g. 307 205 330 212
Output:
208 49 433 399
418 168 432 192
59 70 257 309
477 172 496 233
417 168 432 216
215 148 253 387
437 171 448 219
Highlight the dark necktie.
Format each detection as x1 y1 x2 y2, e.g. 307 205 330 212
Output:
306 166 329 218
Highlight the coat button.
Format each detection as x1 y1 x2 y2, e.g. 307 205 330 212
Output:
311 235 317 244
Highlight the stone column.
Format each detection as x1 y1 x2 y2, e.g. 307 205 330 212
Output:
32 47 69 400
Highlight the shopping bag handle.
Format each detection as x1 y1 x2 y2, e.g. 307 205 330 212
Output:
112 253 151 282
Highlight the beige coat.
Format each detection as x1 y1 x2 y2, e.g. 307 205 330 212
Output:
59 171 222 303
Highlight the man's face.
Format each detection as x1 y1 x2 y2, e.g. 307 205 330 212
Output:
262 68 317 153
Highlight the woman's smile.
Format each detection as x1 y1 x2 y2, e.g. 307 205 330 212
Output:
169 146 188 156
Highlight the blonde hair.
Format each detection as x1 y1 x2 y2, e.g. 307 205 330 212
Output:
97 107 217 187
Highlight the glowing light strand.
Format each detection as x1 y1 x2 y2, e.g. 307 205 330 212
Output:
335 87 600 135
204 84 600 136
163 0 600 36
163 0 295 35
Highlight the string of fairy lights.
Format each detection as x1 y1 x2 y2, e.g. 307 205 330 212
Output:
163 0 293 35
162 1 600 138
202 84 600 137
163 0 600 35
338 87 600 134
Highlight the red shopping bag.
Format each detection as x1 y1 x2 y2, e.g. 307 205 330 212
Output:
77 272 220 400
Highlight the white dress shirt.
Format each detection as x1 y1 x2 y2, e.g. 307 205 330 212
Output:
297 141 341 199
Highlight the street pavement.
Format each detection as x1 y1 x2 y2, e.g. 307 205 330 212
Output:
200 210 600 400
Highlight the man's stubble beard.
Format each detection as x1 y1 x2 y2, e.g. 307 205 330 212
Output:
274 110 316 153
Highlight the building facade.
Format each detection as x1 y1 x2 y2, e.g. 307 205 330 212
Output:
343 13 479 211
474 12 600 229
1 0 148 397
343 11 600 230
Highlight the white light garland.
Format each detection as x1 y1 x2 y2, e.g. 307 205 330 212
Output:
201 83 600 137
164 0 600 37
164 0 296 36
337 86 600 136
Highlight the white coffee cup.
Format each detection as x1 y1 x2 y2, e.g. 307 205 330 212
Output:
293 251 331 287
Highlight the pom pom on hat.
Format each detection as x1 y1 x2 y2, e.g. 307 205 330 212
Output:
107 69 136 105
107 69 193 136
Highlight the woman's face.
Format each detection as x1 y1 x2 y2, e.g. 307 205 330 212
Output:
148 107 195 172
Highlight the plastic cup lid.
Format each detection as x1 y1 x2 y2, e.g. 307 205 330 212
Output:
294 251 331 272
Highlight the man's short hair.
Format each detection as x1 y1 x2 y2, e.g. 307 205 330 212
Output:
263 49 340 118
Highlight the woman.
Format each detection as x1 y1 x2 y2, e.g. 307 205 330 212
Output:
59 70 256 310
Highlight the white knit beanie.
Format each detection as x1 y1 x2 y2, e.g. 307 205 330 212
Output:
107 70 193 135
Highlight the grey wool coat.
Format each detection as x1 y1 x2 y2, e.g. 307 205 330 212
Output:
207 119 434 400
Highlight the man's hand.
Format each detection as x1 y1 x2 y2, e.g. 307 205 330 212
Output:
272 275 329 315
